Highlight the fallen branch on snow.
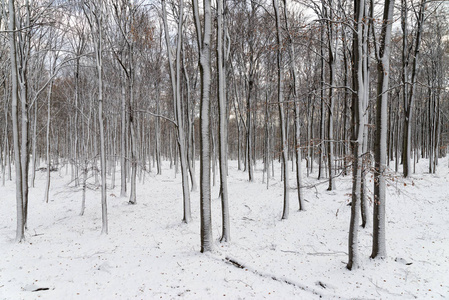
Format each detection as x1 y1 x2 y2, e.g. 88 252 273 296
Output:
307 251 347 256
224 256 326 298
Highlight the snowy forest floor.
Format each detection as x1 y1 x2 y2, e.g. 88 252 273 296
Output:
1 157 448 299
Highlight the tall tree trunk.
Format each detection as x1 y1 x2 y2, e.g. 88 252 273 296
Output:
342 40 349 175
283 0 304 210
371 0 395 260
19 0 31 229
155 85 162 175
162 0 191 221
324 0 337 191
402 0 425 178
217 0 230 242
347 0 368 270
44 79 53 203
8 0 24 242
129 104 138 205
246 78 254 182
98 29 108 235
3 89 10 187
360 26 370 229
73 56 80 188
30 98 37 188
183 61 198 192
273 0 289 220
120 72 127 196
193 0 213 252
128 30 137 205
318 22 325 181
175 0 191 222
86 1 109 235
264 90 270 188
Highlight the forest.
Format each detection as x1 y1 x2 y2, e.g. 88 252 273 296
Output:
0 0 448 298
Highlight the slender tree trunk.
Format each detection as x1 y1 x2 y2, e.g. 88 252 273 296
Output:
9 0 24 242
45 79 53 203
128 35 137 205
176 0 191 222
342 45 350 176
30 99 37 188
273 0 289 220
18 0 31 229
371 0 395 259
120 72 127 196
183 62 198 192
318 23 325 181
73 57 80 187
246 78 254 182
129 110 137 205
360 121 369 228
86 1 109 235
264 90 270 188
212 123 216 187
402 0 424 178
360 30 370 228
347 0 368 270
324 0 337 191
162 0 191 221
283 0 304 210
217 0 230 242
98 36 108 235
233 93 242 171
155 86 162 175
2 91 10 187
80 160 87 216
192 0 213 252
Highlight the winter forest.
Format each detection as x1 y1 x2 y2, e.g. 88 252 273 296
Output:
0 0 448 298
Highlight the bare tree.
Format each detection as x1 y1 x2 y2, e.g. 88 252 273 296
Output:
273 0 289 220
7 0 24 242
192 0 213 252
217 0 230 241
84 0 108 235
347 0 369 270
162 0 191 222
283 0 304 210
371 0 395 259
401 0 425 178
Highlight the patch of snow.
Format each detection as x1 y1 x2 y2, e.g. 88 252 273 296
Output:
1 158 448 299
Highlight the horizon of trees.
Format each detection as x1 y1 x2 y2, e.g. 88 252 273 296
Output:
0 0 448 270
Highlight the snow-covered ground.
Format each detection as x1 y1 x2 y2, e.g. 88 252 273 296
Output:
1 158 448 299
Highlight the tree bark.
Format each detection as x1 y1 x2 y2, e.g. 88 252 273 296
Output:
8 0 24 242
347 0 368 270
162 0 191 221
273 0 289 220
402 0 424 178
283 0 304 210
217 0 230 242
192 0 213 252
44 78 53 203
372 0 395 260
